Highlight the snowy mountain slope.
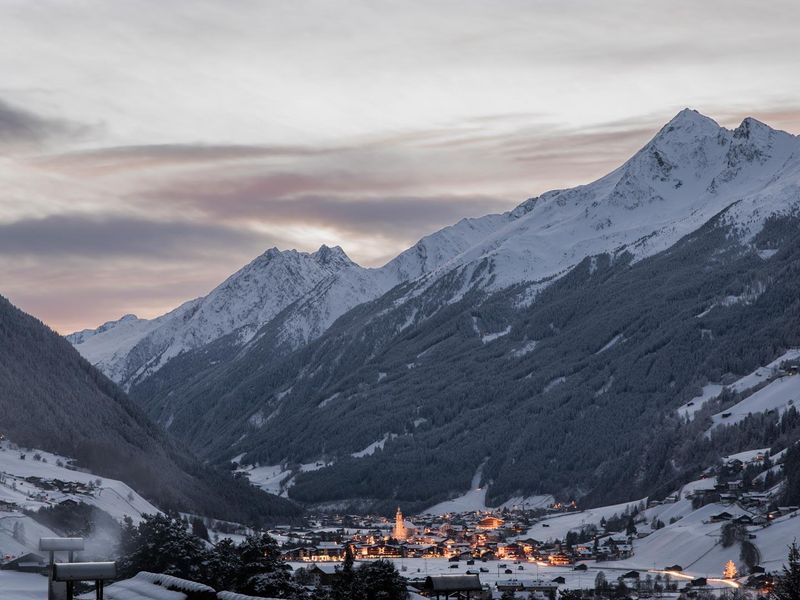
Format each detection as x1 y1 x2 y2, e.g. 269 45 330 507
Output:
70 110 800 394
709 375 800 430
188 201 800 509
69 245 401 388
66 303 197 384
678 348 800 420
0 439 159 523
394 110 799 299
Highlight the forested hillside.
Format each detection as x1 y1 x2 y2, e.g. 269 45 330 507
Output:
0 295 301 524
127 212 800 512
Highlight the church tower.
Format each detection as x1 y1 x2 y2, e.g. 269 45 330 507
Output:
393 506 407 540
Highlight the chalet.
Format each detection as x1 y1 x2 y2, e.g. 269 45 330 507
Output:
547 552 572 566
505 579 559 593
496 579 524 592
745 574 774 591
497 542 524 559
710 511 734 522
422 574 483 599
477 516 504 530
306 564 341 588
620 571 640 587
724 459 744 472
1 552 47 573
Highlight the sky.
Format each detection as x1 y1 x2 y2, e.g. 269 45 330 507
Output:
2 1 800 333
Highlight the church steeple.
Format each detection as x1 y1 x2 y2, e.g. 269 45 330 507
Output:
393 506 407 540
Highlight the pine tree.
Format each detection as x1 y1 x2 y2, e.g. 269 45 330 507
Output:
191 517 210 541
235 533 302 598
353 560 406 600
771 543 800 600
595 571 607 594
12 521 25 544
332 545 355 600
206 538 242 591
724 560 738 579
116 513 209 582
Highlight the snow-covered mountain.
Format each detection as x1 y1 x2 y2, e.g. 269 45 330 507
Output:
63 109 800 510
70 110 800 391
69 245 401 387
396 109 798 294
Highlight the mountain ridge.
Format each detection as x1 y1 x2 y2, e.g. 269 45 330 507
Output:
65 109 800 510
72 109 799 387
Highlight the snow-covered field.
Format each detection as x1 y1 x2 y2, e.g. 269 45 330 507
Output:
236 459 332 497
291 557 610 590
0 570 47 600
0 441 159 523
424 465 489 515
517 499 646 542
605 503 751 576
710 376 800 430
678 348 800 420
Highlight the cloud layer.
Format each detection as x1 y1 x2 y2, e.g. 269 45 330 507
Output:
1 1 799 332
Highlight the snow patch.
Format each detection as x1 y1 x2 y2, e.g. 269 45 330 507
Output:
596 333 624 354
595 375 614 397
543 376 566 393
351 433 397 458
512 340 538 357
481 326 511 344
318 392 340 408
424 462 488 515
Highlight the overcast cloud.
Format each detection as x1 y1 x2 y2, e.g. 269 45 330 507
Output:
1 0 799 332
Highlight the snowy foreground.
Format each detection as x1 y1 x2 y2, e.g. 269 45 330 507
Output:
290 558 617 588
0 570 47 600
289 556 743 594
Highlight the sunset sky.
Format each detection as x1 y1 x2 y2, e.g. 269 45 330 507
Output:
2 0 800 332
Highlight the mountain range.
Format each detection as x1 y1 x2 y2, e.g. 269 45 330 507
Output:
68 109 800 513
